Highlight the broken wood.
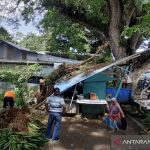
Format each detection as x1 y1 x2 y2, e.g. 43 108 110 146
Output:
127 114 148 134
32 99 47 110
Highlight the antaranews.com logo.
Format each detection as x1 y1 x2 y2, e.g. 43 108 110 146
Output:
111 135 150 150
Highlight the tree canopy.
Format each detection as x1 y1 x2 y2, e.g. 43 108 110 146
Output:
1 0 150 59
19 33 46 51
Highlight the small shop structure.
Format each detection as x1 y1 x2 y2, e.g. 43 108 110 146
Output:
54 49 150 117
61 72 114 117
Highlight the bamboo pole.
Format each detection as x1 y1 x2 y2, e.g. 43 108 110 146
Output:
127 114 148 134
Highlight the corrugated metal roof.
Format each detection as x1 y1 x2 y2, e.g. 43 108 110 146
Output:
0 40 35 53
0 40 81 64
0 59 54 65
55 50 150 93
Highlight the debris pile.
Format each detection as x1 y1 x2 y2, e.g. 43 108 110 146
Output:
46 63 80 84
46 62 111 84
0 107 31 132
46 43 110 84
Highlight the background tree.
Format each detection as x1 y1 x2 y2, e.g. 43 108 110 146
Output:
0 26 13 41
0 0 149 59
19 33 47 51
39 9 92 55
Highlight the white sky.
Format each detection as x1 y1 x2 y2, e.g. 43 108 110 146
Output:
136 40 150 52
1 21 39 35
0 0 41 36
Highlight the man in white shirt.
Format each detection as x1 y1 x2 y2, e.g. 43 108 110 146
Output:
45 88 65 142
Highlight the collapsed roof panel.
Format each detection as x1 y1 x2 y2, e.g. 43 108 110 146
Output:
55 51 149 93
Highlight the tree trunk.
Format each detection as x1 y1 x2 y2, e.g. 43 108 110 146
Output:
108 0 126 59
128 32 140 54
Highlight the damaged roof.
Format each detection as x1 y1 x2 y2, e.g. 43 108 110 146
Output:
55 49 150 92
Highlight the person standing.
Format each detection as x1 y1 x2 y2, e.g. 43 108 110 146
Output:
3 89 16 108
45 88 65 142
39 79 47 101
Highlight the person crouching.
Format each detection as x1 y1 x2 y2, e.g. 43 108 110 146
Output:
3 89 16 108
103 97 125 133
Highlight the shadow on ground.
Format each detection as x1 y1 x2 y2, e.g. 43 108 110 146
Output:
42 116 138 150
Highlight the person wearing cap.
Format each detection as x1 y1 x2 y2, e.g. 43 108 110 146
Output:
3 89 16 108
45 88 65 142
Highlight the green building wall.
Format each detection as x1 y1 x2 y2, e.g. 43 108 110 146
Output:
83 73 114 100
83 81 106 99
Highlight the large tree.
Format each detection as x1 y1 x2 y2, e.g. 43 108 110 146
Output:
2 0 150 59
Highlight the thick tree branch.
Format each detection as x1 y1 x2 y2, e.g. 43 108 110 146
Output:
39 0 107 40
59 10 107 41
126 7 136 26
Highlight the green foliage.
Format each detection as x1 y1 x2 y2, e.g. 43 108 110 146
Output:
15 88 26 108
40 9 91 54
0 94 4 105
15 0 109 56
19 0 109 29
0 27 13 42
94 50 111 63
19 33 46 51
62 0 109 27
122 2 150 38
122 26 140 38
0 64 40 85
0 120 47 150
14 0 150 58
0 64 41 107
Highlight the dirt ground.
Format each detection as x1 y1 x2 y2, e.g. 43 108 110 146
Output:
41 116 139 150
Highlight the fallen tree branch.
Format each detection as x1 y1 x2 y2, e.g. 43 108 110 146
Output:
80 42 109 65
